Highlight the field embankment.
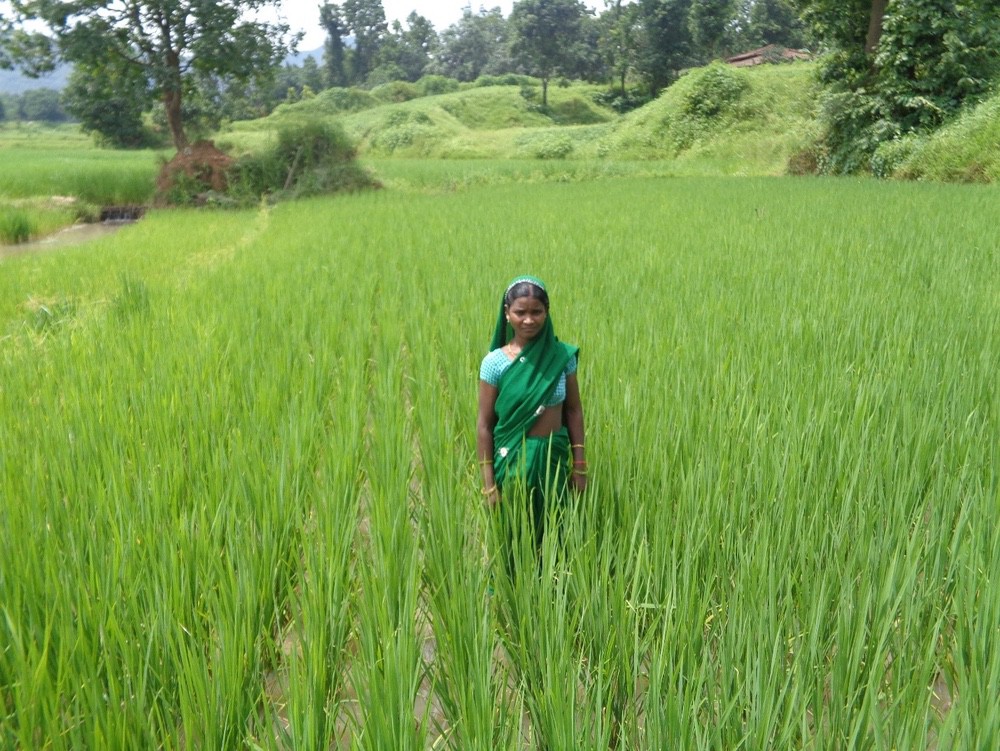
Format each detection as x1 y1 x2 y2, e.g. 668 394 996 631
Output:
222 63 820 177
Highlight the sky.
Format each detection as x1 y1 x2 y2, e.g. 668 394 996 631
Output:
273 1 606 50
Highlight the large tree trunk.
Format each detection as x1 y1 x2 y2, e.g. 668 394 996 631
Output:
865 0 889 53
163 87 188 151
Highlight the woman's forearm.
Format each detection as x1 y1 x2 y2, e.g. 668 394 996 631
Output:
477 424 496 488
564 405 585 463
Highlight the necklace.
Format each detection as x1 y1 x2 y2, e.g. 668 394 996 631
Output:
506 342 521 358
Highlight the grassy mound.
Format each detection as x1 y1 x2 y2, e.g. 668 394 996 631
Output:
222 64 819 176
889 92 1000 183
590 62 820 173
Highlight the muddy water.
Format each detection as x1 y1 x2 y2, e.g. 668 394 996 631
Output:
0 221 135 260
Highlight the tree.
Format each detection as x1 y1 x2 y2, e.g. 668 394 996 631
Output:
744 0 809 49
510 0 591 105
381 12 439 82
63 59 155 147
342 0 388 83
9 0 294 151
795 0 1000 172
599 0 643 93
319 2 349 87
434 6 512 82
688 0 738 60
635 0 696 95
17 87 67 121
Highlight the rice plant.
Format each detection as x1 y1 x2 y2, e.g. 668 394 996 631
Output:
0 174 997 749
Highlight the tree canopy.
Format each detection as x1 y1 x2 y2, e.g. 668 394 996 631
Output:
8 0 295 150
510 0 592 105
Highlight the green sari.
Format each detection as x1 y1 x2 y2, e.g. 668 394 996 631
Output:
489 276 579 518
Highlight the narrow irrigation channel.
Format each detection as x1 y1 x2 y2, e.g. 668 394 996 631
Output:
0 205 145 260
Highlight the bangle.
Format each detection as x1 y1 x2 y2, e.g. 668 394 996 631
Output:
571 468 587 475
481 485 497 495
571 444 584 449
478 458 492 465
573 460 587 465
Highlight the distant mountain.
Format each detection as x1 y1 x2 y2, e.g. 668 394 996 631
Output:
0 45 321 96
285 46 326 67
0 64 72 94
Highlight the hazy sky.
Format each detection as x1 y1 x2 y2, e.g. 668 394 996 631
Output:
274 1 606 49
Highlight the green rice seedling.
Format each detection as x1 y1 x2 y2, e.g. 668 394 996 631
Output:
0 174 997 750
0 208 35 243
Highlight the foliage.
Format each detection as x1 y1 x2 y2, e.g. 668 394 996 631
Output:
475 73 537 87
370 80 420 103
687 0 740 59
417 75 460 96
15 87 67 121
9 0 294 150
0 208 35 243
892 90 1000 182
681 62 751 118
227 121 378 201
62 61 158 148
745 0 811 49
530 132 575 158
342 0 389 83
592 87 651 113
378 12 439 83
797 0 1000 174
319 2 349 88
433 6 513 82
634 0 698 95
510 0 592 105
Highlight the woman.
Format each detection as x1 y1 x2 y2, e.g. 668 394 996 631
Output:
477 276 586 535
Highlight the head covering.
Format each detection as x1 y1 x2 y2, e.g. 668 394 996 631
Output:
489 275 578 462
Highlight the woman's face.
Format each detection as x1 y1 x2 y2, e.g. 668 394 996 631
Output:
506 295 547 341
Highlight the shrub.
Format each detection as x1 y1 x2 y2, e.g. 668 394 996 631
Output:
417 75 460 96
475 73 535 87
533 134 574 160
870 134 923 179
0 210 36 244
681 64 750 119
371 81 420 103
228 121 378 201
311 87 380 114
592 88 651 114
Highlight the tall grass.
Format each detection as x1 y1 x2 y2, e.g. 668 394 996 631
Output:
1 175 997 749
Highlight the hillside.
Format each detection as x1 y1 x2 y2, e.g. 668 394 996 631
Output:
220 63 820 178
0 65 71 95
890 91 1000 183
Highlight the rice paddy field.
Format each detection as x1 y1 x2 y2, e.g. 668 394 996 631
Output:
1 174 998 750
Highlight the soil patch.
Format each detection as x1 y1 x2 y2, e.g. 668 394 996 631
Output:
155 140 233 206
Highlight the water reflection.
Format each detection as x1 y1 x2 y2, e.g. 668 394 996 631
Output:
0 221 135 260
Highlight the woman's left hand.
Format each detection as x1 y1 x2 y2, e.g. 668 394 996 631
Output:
570 472 587 494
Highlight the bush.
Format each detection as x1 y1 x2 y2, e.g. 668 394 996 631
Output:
227 121 379 201
0 210 36 244
311 87 379 114
475 73 535 88
417 75 460 96
592 88 651 114
870 134 923 179
370 81 420 103
368 110 437 155
681 64 750 119
532 134 574 160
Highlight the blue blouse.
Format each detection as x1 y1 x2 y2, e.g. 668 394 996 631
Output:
479 348 578 406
